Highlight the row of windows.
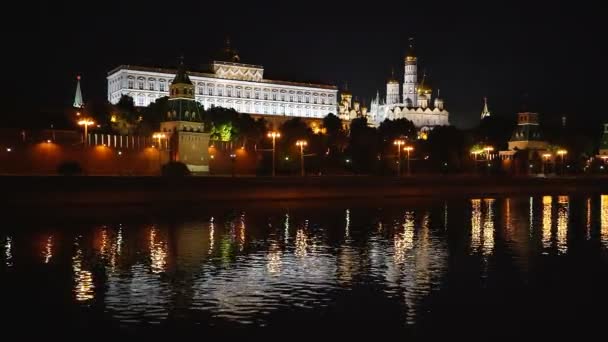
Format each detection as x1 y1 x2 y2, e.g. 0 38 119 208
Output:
120 75 335 104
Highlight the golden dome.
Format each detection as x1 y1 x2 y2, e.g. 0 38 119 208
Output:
388 79 399 85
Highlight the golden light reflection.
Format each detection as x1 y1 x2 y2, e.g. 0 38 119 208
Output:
43 235 53 264
149 226 167 274
238 213 246 252
586 198 592 240
267 242 282 274
72 240 94 302
542 196 553 250
482 199 495 256
556 196 569 254
209 217 215 255
5 236 13 267
394 211 415 264
295 229 307 258
471 199 482 252
601 195 608 248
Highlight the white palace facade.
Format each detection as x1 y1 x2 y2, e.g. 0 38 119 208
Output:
107 45 338 119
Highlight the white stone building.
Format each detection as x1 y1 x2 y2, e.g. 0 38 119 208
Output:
107 45 338 119
366 38 449 130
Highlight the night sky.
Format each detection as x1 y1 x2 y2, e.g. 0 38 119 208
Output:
10 1 603 129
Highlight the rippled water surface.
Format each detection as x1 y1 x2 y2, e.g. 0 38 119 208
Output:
3 195 608 336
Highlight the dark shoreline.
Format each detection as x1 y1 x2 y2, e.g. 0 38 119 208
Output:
3 175 608 206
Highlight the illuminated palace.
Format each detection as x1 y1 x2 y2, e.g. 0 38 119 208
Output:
358 38 449 130
107 40 338 120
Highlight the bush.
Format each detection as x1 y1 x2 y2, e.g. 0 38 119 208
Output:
57 161 84 176
161 161 191 177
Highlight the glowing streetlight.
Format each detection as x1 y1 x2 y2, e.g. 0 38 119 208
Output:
557 149 567 175
296 140 308 176
78 118 95 146
393 139 406 176
404 146 414 175
230 153 237 177
267 131 281 176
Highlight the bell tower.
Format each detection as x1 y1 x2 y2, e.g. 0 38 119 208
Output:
403 37 418 107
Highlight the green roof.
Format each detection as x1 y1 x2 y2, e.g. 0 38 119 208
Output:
172 61 192 85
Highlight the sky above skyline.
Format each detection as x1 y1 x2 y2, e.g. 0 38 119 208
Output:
9 1 603 128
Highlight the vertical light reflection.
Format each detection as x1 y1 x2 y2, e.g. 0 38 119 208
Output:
482 199 495 256
542 196 553 250
471 199 482 252
266 242 282 274
72 238 94 302
556 196 569 254
586 198 592 240
5 236 13 267
149 226 167 274
394 211 415 264
601 195 608 248
345 209 351 239
209 217 215 255
43 235 53 264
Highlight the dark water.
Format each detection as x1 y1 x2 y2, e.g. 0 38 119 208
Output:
3 195 608 337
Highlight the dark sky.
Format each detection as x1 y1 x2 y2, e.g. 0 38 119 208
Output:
9 1 603 128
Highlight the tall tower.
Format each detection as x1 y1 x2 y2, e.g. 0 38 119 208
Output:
160 58 210 173
481 97 491 119
73 75 84 109
386 68 400 105
403 37 418 107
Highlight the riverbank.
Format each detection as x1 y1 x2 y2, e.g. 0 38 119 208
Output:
3 175 608 207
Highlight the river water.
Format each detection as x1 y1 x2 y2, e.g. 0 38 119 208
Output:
2 195 608 337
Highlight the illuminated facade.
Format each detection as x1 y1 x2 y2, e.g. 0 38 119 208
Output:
107 41 338 120
367 38 449 129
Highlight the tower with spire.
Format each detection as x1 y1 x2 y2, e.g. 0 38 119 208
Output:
481 97 491 119
73 75 84 109
160 58 210 173
403 37 418 107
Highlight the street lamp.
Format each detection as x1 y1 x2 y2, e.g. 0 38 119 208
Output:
296 140 308 176
404 146 414 175
393 139 405 176
267 131 281 177
78 118 94 147
557 149 567 175
230 153 237 177
542 153 552 174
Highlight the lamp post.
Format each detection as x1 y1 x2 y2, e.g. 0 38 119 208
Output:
542 153 552 175
557 149 567 175
230 153 237 177
484 146 494 174
393 139 405 176
78 118 94 147
267 131 281 177
404 146 414 175
296 140 308 176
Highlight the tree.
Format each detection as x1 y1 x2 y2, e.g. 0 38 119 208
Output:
346 117 380 174
109 95 140 135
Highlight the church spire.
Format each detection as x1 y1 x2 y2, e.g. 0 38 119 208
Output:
481 97 491 119
73 75 84 108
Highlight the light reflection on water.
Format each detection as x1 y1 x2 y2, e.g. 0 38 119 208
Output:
5 194 608 329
